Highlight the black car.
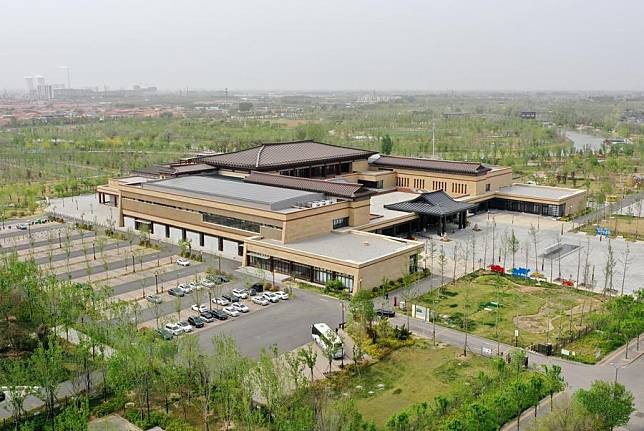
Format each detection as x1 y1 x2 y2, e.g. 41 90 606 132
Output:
188 316 205 328
251 282 264 293
210 309 229 320
376 308 396 318
222 294 239 303
200 311 215 323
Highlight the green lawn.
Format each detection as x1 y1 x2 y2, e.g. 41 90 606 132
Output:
332 342 494 428
415 271 606 358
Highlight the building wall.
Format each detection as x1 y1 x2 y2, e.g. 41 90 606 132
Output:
564 192 587 215
358 250 418 291
389 167 512 197
244 238 421 292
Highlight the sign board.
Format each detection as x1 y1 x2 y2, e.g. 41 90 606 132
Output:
514 329 519 337
561 349 570 356
414 305 427 320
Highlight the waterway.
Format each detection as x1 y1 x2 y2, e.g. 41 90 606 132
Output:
564 130 604 152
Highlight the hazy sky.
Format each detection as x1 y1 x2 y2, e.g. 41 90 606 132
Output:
2 0 643 91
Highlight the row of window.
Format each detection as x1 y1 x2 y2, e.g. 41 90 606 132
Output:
279 162 352 178
397 177 410 187
126 198 283 234
413 178 426 189
332 217 349 229
133 219 244 255
202 212 282 233
432 180 447 191
248 256 354 290
451 183 468 195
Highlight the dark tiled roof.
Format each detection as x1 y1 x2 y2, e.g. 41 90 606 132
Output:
384 190 476 216
198 140 377 171
370 155 491 175
244 171 374 199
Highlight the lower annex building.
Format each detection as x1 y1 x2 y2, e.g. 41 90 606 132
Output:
97 140 586 294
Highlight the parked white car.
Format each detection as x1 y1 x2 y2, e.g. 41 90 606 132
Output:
252 296 269 306
191 304 208 313
231 289 248 299
223 306 240 317
262 292 279 303
177 321 193 333
179 282 193 294
176 257 191 267
212 297 229 306
231 302 249 313
274 291 289 300
164 323 183 336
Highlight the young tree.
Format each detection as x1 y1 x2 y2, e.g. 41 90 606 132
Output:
542 364 565 411
380 134 394 155
31 336 68 429
298 345 318 381
575 380 634 431
529 224 539 271
603 240 616 295
438 245 447 291
508 230 520 270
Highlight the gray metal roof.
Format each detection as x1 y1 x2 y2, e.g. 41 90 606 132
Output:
142 175 323 211
384 190 476 216
497 184 584 200
260 231 418 264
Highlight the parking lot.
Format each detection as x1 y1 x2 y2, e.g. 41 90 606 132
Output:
1 219 342 358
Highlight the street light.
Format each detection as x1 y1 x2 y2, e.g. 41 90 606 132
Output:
154 272 159 294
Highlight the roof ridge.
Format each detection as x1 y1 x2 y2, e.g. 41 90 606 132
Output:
255 145 265 168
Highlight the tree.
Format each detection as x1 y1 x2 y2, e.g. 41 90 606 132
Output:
438 245 447 291
508 230 520 270
349 289 376 334
380 134 394 155
602 240 616 295
542 364 565 411
298 345 318 381
1 361 35 430
575 380 634 431
31 336 68 429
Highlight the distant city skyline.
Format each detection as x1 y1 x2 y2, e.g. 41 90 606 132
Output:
2 0 644 92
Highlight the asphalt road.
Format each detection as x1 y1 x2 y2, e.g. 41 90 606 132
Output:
195 287 343 358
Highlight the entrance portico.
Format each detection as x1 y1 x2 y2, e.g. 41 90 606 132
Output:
384 190 475 235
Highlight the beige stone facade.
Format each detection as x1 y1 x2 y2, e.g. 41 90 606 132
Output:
97 144 587 293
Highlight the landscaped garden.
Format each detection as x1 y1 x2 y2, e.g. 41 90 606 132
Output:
414 270 625 363
329 341 562 430
576 213 643 241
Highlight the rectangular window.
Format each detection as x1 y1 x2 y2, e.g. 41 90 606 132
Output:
199 233 205 247
165 225 170 238
464 184 468 194
203 212 281 233
485 183 491 192
409 254 418 273
332 217 349 229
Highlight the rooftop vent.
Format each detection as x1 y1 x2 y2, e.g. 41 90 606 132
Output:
363 241 370 246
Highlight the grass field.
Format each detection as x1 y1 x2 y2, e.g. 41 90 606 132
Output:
578 214 643 240
331 342 494 428
415 271 606 359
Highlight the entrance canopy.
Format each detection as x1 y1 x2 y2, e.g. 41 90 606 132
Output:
384 190 475 217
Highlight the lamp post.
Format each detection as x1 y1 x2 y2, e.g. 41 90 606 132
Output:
92 243 96 260
154 272 159 294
